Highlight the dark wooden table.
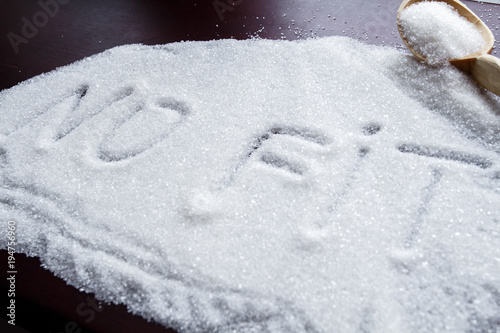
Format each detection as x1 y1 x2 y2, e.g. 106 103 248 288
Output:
1 1 499 332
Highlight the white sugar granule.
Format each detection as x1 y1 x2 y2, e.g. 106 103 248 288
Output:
0 37 499 333
399 1 487 65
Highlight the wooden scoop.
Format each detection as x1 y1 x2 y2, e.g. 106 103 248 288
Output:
397 0 500 96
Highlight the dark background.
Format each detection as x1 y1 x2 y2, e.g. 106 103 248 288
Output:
1 0 499 332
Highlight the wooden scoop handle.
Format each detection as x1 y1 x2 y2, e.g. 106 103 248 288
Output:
471 54 500 96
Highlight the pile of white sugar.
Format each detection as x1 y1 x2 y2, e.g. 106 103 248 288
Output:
0 37 499 333
399 1 487 64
